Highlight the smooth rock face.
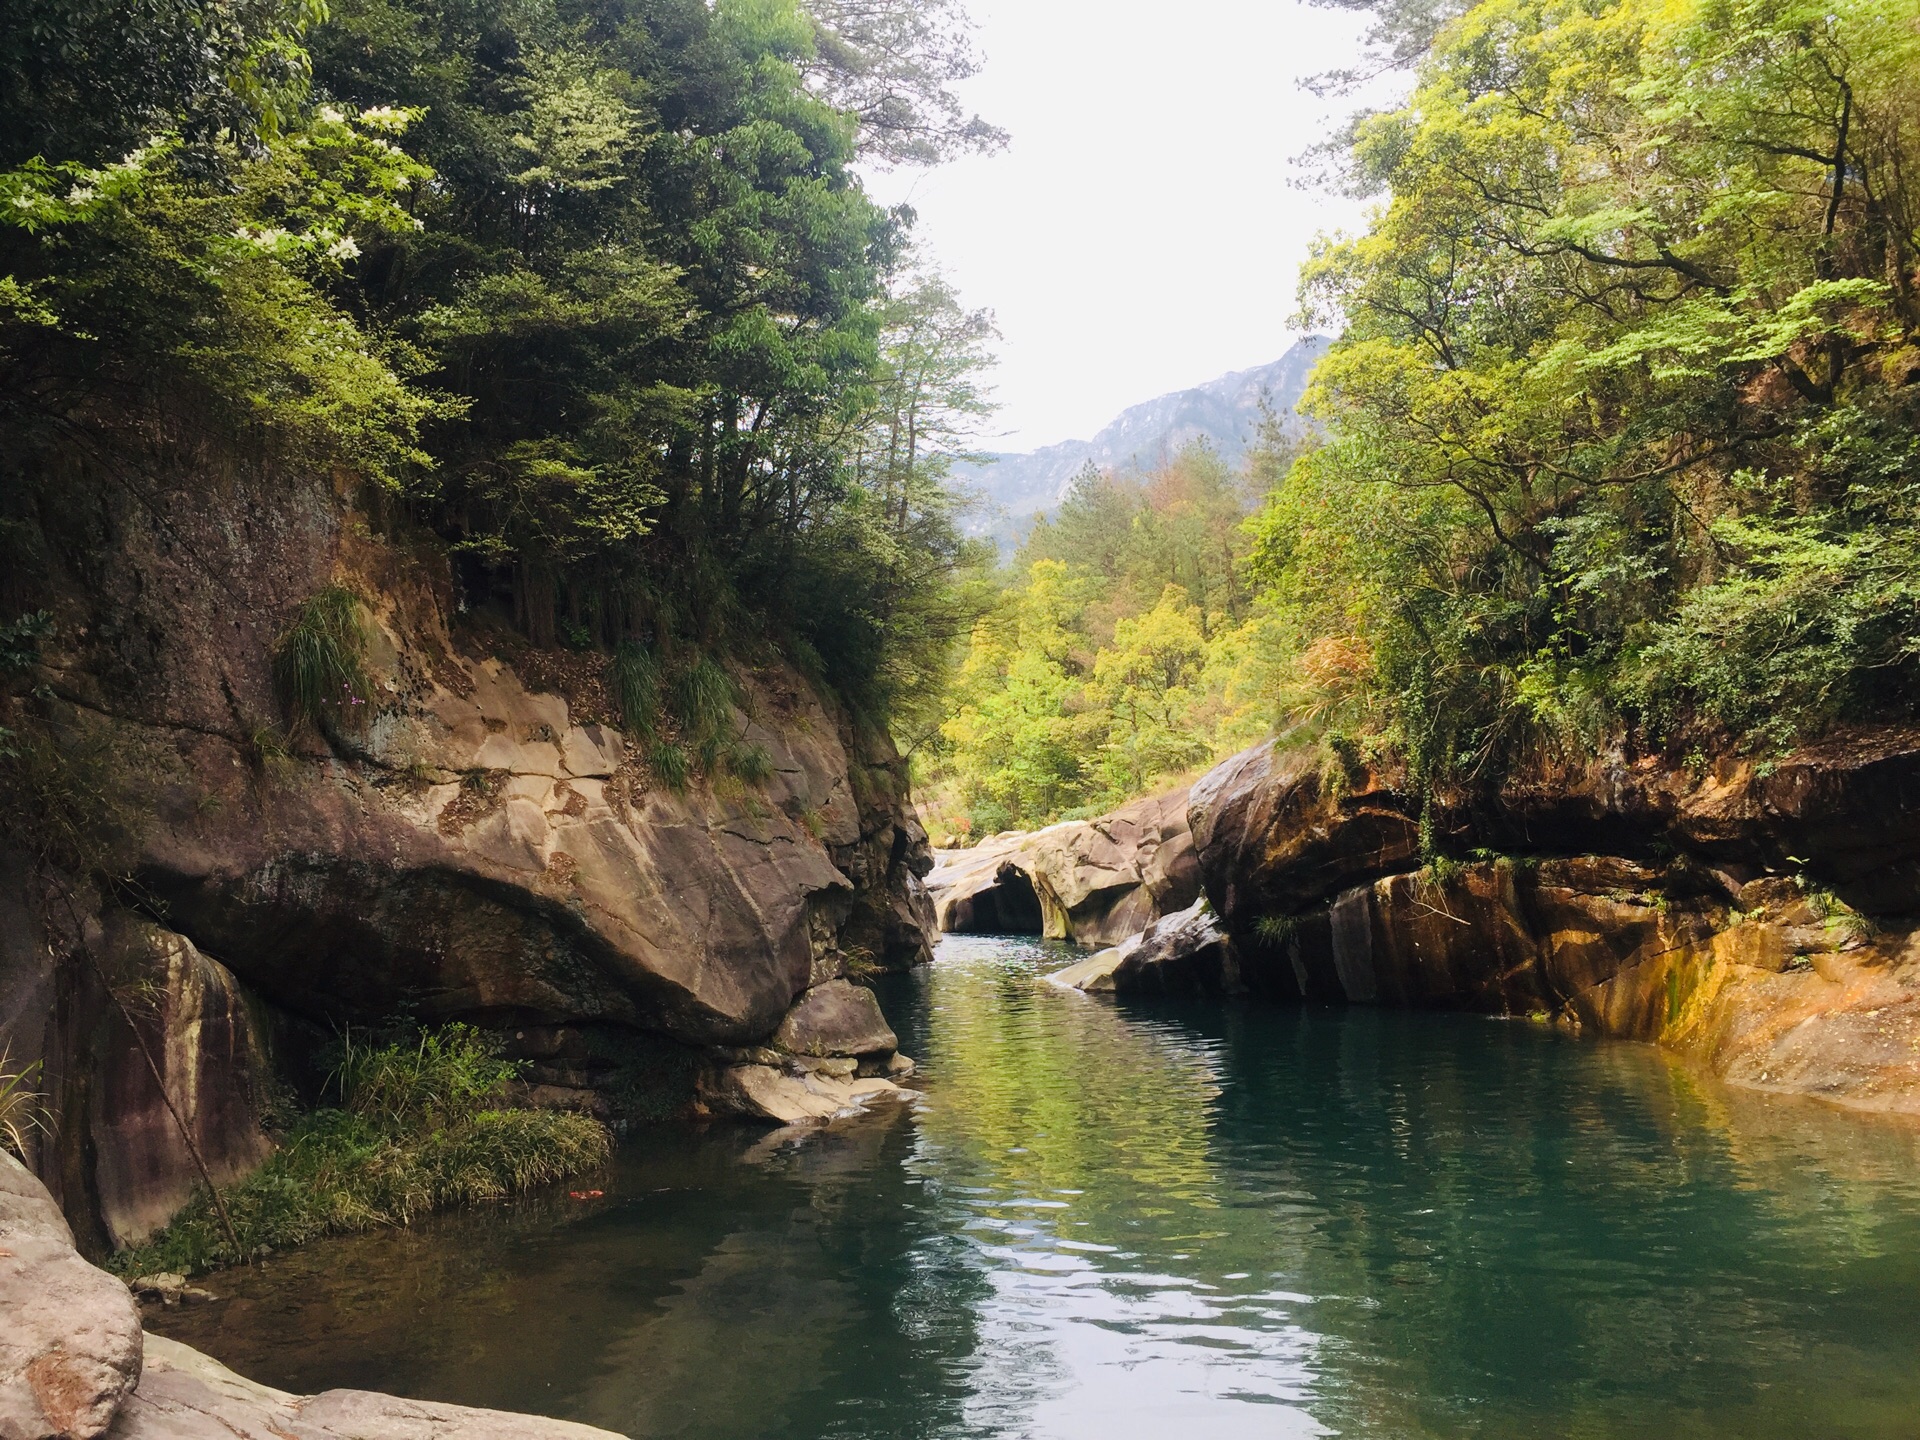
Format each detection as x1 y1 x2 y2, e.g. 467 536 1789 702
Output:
1187 733 1920 1113
771 981 898 1058
4 466 937 1240
927 788 1199 945
86 918 275 1249
0 1152 142 1440
119 1332 630 1440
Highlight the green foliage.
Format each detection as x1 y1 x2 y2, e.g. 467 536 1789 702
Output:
329 1022 519 1128
273 585 371 735
0 1047 47 1159
1253 0 1920 789
1 0 999 733
922 437 1290 835
112 1023 610 1277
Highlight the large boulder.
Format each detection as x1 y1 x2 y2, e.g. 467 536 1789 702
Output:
772 980 898 1058
1052 898 1241 998
0 1152 143 1440
927 788 1199 946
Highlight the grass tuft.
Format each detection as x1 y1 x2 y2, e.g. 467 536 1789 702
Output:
0 1047 47 1159
725 741 773 784
110 1023 609 1278
273 585 372 736
609 641 662 744
649 739 692 792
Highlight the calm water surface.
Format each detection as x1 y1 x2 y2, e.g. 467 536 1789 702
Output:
153 934 1920 1438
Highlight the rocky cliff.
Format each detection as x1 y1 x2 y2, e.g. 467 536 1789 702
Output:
1139 734 1920 1113
0 460 934 1249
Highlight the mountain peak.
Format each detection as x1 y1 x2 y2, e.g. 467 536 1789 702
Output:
952 337 1329 538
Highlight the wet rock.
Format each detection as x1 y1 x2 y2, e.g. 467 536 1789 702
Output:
928 788 1199 946
696 1064 907 1126
1185 733 1920 1114
771 980 898 1059
0 1152 142 1440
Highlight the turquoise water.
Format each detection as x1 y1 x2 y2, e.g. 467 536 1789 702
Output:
154 934 1920 1438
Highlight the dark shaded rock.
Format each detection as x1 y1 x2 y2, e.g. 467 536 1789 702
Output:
772 980 898 1058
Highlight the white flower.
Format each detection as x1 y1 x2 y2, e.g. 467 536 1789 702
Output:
326 235 362 261
319 105 346 125
357 106 410 131
66 185 96 205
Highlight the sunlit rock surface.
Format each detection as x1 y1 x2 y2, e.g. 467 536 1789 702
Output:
926 788 1198 946
1 468 936 1246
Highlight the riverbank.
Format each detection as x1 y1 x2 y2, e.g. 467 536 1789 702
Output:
0 1148 627 1440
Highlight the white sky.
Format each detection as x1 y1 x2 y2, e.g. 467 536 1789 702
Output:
860 0 1383 452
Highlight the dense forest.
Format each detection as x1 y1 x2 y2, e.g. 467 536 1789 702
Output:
3 0 1917 846
924 0 1920 840
0 0 1000 794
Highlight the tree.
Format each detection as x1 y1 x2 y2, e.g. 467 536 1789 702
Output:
1255 0 1920 789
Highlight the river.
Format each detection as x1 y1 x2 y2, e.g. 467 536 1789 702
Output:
151 933 1920 1438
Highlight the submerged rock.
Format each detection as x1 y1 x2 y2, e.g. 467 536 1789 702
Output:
696 1063 909 1126
927 788 1199 946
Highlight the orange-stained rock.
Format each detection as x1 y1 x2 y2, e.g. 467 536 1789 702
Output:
1186 734 1920 1115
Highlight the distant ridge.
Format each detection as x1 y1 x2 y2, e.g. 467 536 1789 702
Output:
952 335 1330 544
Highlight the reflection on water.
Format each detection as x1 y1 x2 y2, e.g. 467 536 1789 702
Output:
154 934 1920 1439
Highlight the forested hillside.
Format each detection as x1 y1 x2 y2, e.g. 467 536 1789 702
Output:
1259 0 1920 809
918 433 1302 839
929 0 1920 843
0 0 1000 796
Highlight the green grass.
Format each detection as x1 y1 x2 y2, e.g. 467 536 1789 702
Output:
610 641 662 743
110 1024 609 1278
0 1047 46 1159
273 585 371 736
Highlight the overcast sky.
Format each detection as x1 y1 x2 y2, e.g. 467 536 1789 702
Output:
860 0 1384 453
